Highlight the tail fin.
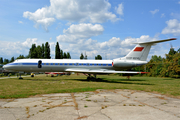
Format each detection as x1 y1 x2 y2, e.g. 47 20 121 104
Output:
124 38 176 61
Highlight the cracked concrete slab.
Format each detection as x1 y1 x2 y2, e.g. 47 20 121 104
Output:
0 89 180 120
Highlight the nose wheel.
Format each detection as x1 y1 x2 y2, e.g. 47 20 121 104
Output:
19 73 23 79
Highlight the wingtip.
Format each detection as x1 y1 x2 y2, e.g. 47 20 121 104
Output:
170 38 177 40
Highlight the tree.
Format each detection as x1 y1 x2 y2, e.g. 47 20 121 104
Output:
25 54 30 58
95 55 102 60
177 48 180 53
168 47 176 55
3 59 9 64
63 52 67 58
150 55 162 62
79 52 87 59
16 55 25 59
178 58 180 66
36 45 42 58
44 42 51 59
29 44 37 58
41 43 45 58
0 57 3 64
60 50 63 59
10 57 15 62
80 53 84 59
67 52 71 59
55 42 60 59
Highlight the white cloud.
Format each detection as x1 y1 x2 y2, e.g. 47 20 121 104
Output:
0 38 38 59
18 21 23 24
55 22 160 59
115 3 124 15
23 7 55 31
65 22 72 26
178 1 180 4
0 38 57 59
0 42 26 59
35 18 55 32
59 35 159 59
49 42 55 58
161 19 180 36
171 12 180 20
23 0 120 31
108 37 121 47
0 41 22 58
57 23 104 43
161 13 165 18
121 35 153 46
22 38 37 48
150 9 159 15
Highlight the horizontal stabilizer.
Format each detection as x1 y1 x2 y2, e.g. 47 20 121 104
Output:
134 38 176 44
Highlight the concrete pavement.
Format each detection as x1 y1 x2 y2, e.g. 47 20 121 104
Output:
0 89 180 120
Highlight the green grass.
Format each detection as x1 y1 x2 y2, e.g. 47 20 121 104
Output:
0 74 180 99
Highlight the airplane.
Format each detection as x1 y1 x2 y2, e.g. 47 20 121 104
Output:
45 72 71 77
3 38 177 79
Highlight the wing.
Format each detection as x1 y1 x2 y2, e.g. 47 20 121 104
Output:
65 69 147 74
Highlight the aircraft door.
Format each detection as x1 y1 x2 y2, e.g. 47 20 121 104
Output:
38 60 42 68
76 63 79 66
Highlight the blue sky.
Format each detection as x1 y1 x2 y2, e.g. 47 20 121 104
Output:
0 0 180 60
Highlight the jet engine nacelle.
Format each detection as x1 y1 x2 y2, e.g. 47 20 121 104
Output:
112 59 136 68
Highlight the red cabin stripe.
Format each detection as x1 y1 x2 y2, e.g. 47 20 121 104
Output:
134 47 144 51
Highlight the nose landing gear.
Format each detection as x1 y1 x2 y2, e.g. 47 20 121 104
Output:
19 73 23 79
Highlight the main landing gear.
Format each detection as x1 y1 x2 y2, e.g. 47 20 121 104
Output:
83 73 97 81
87 74 96 81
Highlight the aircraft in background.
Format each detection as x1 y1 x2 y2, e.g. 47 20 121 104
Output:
45 72 71 77
3 38 177 79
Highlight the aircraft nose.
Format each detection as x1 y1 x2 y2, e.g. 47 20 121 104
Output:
2 65 8 70
3 63 12 70
3 65 6 69
2 63 17 72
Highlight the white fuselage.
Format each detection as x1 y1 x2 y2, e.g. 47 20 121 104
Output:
3 59 147 73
